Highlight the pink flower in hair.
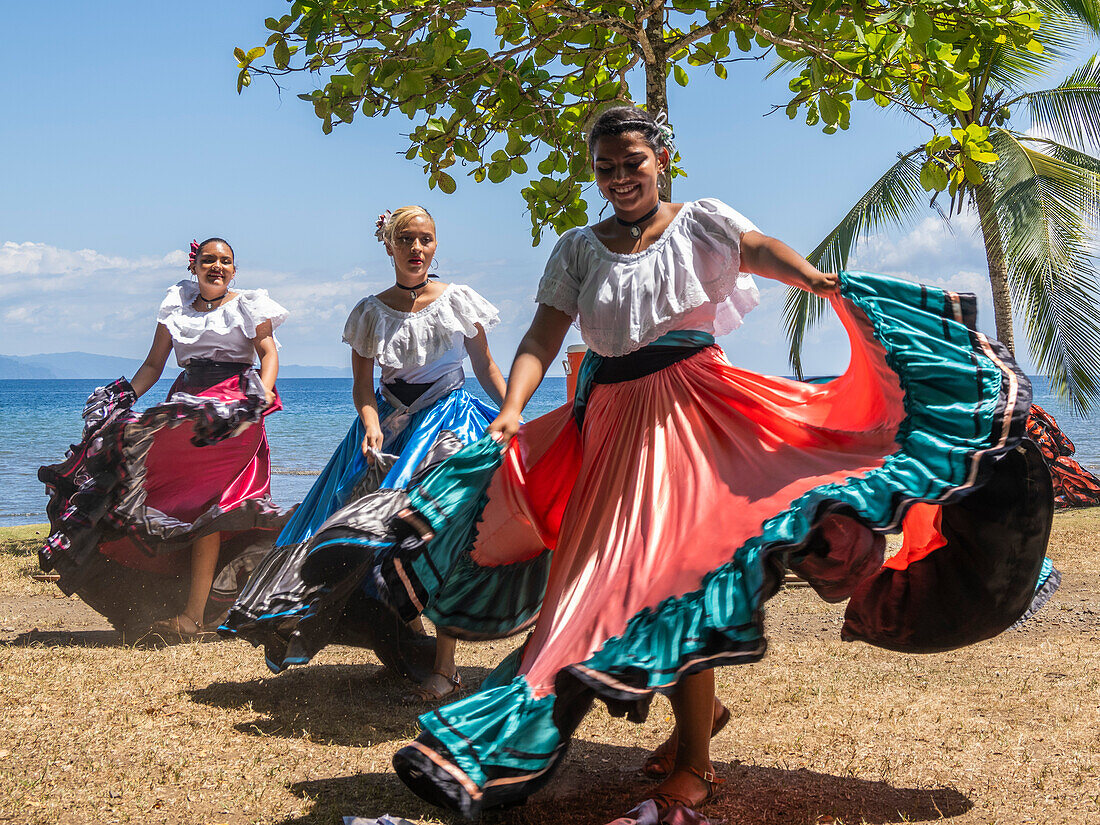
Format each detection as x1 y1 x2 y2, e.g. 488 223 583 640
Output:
188 239 199 267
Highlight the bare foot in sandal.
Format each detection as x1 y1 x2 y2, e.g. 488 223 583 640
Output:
402 669 461 703
643 698 729 779
650 764 723 815
150 613 206 639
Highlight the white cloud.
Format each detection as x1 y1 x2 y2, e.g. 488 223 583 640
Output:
0 240 547 369
0 230 1018 376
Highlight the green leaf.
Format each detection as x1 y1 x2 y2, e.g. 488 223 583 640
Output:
919 159 949 190
674 64 689 87
910 10 933 44
274 40 290 68
928 135 953 153
963 158 984 185
437 171 457 194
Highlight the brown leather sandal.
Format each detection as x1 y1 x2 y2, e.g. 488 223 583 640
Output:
650 764 724 818
150 613 207 639
642 702 730 779
402 669 461 704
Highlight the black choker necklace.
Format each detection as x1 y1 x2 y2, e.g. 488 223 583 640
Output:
616 203 661 239
399 278 430 299
198 290 229 310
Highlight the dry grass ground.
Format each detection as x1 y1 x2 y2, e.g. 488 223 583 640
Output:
1 513 1098 825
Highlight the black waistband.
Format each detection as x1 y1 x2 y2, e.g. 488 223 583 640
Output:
591 345 708 385
182 359 251 389
385 378 434 406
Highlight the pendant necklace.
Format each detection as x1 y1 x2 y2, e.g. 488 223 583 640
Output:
198 291 228 311
616 202 661 239
399 278 431 300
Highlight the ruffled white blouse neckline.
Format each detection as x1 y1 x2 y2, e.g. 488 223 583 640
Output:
342 283 500 370
156 279 289 365
534 198 761 357
579 202 693 262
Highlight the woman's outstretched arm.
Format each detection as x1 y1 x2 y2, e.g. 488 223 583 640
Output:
487 304 574 444
740 231 838 297
129 324 174 398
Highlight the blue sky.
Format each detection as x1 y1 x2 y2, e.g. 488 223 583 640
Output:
1 1 1079 376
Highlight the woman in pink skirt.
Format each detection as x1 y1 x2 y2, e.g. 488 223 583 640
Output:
40 238 290 637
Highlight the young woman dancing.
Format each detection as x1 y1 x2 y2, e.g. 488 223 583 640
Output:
222 206 508 701
40 238 289 638
379 106 1051 821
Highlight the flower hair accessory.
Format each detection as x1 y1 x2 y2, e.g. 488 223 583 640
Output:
374 210 393 243
188 239 199 268
653 111 677 153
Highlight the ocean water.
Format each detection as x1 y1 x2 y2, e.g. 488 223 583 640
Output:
0 377 566 527
1 374 1097 527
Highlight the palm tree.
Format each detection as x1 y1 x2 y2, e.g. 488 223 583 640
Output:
785 0 1100 413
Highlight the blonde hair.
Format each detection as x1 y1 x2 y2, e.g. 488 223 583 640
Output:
381 205 435 247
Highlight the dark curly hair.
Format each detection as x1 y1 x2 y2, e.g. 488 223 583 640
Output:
195 237 235 260
585 105 670 156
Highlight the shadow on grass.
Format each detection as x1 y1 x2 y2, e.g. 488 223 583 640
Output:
2 628 124 647
0 627 232 649
269 740 973 825
188 662 496 748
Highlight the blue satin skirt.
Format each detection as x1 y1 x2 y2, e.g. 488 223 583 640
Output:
275 386 498 547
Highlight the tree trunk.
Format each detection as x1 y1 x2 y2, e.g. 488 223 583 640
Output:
974 182 1015 354
643 6 671 201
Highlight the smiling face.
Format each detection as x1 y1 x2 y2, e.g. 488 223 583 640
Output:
592 132 668 219
386 215 437 283
190 240 235 297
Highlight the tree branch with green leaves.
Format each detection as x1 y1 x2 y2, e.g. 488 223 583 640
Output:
236 0 1044 241
782 0 1100 412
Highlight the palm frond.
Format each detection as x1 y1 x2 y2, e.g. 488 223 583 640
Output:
991 130 1100 412
1015 134 1100 220
784 150 926 376
1048 0 1100 31
984 0 1090 89
1024 55 1100 149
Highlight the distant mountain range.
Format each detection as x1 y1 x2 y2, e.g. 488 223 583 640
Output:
0 352 351 380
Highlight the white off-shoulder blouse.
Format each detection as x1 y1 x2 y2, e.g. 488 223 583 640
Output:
157 280 289 366
342 283 500 384
535 198 761 357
